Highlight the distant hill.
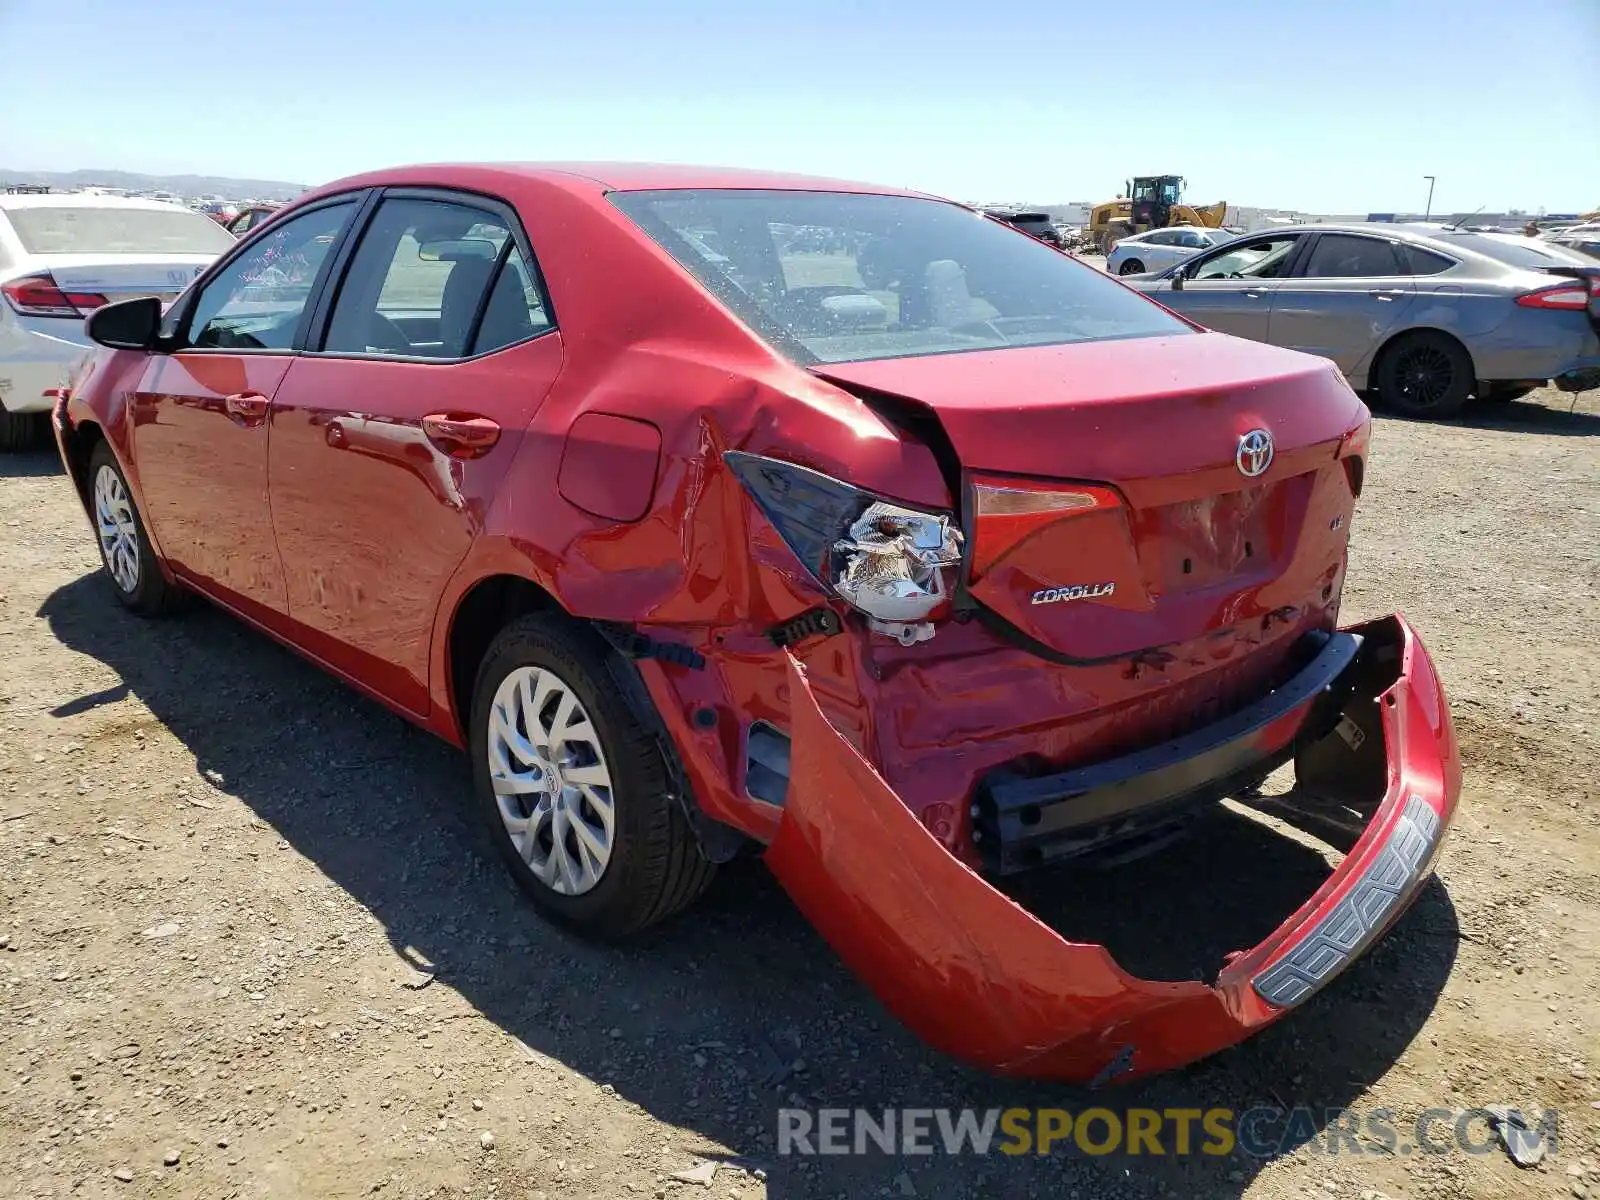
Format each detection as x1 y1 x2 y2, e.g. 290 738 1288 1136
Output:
0 169 308 202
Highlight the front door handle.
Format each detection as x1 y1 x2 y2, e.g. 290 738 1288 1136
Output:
1242 289 1267 299
224 391 269 426
422 413 501 460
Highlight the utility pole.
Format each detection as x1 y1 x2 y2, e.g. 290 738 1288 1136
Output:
1423 175 1437 220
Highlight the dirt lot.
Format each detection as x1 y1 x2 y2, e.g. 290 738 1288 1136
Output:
1 390 1597 1200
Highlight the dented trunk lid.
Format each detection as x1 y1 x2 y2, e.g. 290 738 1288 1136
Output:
815 333 1368 660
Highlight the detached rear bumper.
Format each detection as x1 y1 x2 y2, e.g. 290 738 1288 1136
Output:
766 613 1460 1083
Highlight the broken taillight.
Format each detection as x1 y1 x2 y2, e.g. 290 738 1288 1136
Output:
725 451 963 645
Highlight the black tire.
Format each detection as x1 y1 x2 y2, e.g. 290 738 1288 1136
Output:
86 441 189 615
1118 259 1145 276
1373 331 1474 419
469 613 714 938
0 408 47 451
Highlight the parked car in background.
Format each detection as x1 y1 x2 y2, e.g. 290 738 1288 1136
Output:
1544 223 1600 261
1106 225 1235 276
983 209 1065 247
1124 222 1600 416
226 203 282 237
56 162 1460 1084
195 200 240 226
0 193 234 449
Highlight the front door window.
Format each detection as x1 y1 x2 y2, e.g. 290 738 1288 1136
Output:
185 203 355 350
1191 236 1300 281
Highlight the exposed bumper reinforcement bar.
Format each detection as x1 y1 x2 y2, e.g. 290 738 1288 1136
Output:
976 629 1363 873
765 613 1462 1083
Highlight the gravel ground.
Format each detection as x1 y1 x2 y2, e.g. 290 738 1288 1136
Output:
1 389 1597 1200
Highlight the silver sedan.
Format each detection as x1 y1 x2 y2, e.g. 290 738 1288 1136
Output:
1105 225 1235 277
1123 223 1600 417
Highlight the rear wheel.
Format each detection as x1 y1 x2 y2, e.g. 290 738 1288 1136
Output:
0 408 47 451
87 442 189 614
1118 259 1145 276
1373 331 1474 419
470 614 715 938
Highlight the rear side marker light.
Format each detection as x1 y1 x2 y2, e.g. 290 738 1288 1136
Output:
1336 418 1371 501
1516 284 1588 310
1 272 108 317
1342 456 1365 498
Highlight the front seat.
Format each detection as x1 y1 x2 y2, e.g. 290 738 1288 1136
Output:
924 259 1000 328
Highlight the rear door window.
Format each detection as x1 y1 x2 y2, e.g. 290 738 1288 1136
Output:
1399 246 1454 275
1302 234 1405 278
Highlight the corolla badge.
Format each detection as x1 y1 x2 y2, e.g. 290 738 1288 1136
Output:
1031 582 1115 606
1236 428 1274 478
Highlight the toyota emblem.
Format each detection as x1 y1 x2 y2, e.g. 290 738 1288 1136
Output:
1236 428 1274 478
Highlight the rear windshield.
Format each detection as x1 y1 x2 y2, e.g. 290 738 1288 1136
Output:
611 189 1188 364
1444 232 1595 270
5 205 236 255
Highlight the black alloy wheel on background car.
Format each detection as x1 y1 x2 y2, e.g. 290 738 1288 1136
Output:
1374 330 1474 419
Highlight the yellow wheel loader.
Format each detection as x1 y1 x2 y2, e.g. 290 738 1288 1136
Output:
1088 176 1228 254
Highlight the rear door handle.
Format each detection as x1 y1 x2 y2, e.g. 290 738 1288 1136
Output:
1367 288 1404 300
224 391 269 425
422 413 501 460
1242 289 1267 299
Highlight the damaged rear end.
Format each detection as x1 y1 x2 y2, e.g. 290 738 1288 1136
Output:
727 338 1460 1081
612 186 1461 1079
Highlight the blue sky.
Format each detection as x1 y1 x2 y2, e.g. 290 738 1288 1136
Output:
3 0 1597 212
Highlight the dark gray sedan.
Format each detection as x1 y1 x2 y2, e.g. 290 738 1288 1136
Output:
1123 223 1600 417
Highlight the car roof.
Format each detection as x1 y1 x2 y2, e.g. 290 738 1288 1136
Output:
302 162 930 202
0 192 200 213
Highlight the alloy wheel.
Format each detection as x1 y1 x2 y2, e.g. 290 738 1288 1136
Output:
94 464 141 594
486 665 616 896
1393 344 1455 409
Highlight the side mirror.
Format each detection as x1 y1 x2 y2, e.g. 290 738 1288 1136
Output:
1171 263 1189 291
86 297 162 351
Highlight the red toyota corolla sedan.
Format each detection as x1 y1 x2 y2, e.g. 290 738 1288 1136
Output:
54 163 1461 1084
